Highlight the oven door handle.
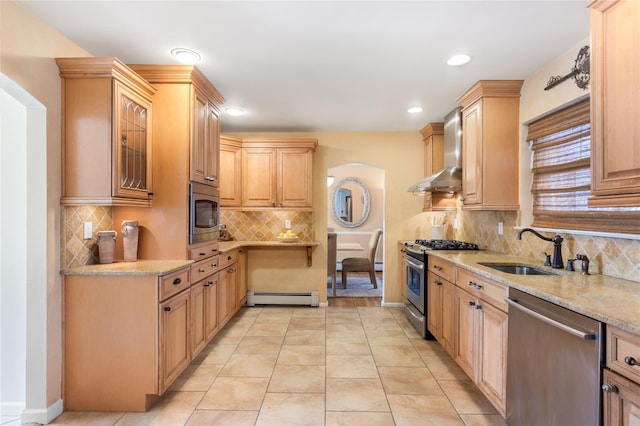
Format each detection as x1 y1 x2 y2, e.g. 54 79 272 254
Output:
405 303 425 322
403 255 424 271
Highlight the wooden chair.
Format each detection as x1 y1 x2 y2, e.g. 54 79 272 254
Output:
341 229 382 288
328 232 337 297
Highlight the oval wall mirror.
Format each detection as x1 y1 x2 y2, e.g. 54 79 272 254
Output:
331 177 370 228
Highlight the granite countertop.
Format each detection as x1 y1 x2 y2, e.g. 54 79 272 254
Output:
426 249 640 335
218 240 320 253
61 259 193 276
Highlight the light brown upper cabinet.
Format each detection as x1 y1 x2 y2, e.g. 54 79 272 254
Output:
589 0 640 207
129 65 224 189
57 57 156 206
240 139 317 209
457 80 523 210
420 122 456 211
219 136 243 207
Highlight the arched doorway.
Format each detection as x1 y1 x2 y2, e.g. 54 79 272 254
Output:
327 163 384 301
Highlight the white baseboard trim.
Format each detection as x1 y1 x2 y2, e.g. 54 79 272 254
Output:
381 301 405 308
21 398 63 425
1 401 25 416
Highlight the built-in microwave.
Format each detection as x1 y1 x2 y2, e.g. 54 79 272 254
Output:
189 182 220 245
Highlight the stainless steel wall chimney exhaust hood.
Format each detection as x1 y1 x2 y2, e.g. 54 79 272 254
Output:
408 107 462 194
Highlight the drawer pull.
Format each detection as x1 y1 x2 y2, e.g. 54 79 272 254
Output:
172 278 182 285
212 262 217 267
602 384 619 393
227 255 232 261
468 281 482 290
433 265 443 271
199 252 206 257
199 268 206 273
212 248 218 253
625 356 639 366
164 307 171 312
204 281 213 287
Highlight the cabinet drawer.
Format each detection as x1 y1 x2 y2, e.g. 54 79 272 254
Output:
456 268 507 311
219 250 238 268
428 257 455 282
607 325 640 384
191 256 219 282
159 267 191 302
189 242 219 261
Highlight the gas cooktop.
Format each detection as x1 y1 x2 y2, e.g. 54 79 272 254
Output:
406 239 479 251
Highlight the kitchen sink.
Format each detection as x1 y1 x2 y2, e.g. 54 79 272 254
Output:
478 262 557 276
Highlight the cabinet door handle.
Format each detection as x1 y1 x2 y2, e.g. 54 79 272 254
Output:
602 384 619 393
625 356 639 366
475 304 482 310
227 268 235 273
173 278 182 285
164 306 171 312
468 301 476 307
204 281 213 287
434 280 442 286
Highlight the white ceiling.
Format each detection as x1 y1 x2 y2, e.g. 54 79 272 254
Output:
18 1 590 133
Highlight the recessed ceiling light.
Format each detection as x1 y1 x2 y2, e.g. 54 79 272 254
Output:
224 107 245 116
447 54 471 66
407 107 423 114
170 48 201 65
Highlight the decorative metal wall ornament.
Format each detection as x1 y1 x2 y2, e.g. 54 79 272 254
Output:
544 46 590 91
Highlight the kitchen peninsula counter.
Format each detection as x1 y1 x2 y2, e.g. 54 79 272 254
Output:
426 249 640 335
219 240 320 267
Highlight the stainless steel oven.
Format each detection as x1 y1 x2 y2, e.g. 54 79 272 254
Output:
189 182 220 244
404 251 428 338
404 239 479 339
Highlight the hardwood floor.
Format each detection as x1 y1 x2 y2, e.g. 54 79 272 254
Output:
327 296 382 307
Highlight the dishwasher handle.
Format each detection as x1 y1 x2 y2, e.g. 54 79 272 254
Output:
505 297 597 340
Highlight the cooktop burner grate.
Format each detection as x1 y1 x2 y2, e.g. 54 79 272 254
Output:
414 239 479 250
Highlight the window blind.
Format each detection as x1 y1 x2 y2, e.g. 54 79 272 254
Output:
527 98 640 233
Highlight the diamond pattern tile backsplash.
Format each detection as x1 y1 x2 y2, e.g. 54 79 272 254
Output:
62 206 113 269
220 210 314 241
455 210 640 283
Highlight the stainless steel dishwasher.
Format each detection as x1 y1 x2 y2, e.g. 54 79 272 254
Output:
505 288 604 426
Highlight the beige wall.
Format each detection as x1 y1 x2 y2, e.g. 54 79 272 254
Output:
1 0 90 412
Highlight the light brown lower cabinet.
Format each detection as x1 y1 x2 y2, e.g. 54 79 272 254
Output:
444 266 508 417
160 289 191 393
603 368 640 425
63 257 244 412
427 271 456 356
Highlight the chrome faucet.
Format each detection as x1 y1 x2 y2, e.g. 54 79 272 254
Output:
516 228 564 269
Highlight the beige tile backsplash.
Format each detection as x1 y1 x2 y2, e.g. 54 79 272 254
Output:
62 206 113 269
455 210 640 283
220 210 313 241
63 205 638 283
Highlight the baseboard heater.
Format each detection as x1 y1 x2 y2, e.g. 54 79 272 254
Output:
246 291 319 307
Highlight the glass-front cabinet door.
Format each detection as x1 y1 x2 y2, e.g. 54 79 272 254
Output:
114 81 153 200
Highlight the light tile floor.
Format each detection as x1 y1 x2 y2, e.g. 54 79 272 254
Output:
40 306 507 426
